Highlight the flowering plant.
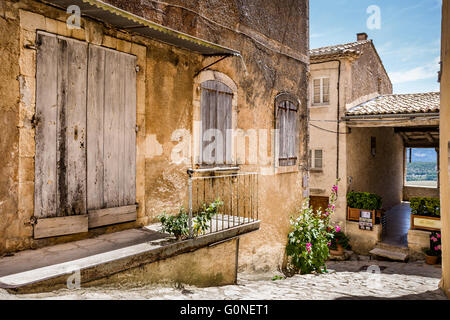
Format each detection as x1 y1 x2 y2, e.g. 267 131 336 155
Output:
328 224 351 251
425 231 442 257
286 180 339 274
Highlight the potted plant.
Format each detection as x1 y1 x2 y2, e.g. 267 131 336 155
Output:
410 197 441 232
328 225 351 256
423 248 439 265
346 191 383 224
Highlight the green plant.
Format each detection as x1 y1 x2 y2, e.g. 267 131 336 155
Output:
328 225 351 251
271 275 285 281
286 180 339 275
346 191 382 210
158 199 224 240
410 197 440 217
193 199 224 235
157 207 189 240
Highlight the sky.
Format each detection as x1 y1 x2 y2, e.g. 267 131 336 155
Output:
310 0 442 94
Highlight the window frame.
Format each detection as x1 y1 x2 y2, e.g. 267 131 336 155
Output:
310 149 323 171
312 77 330 106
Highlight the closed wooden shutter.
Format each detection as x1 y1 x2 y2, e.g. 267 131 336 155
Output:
201 80 232 165
86 45 137 228
277 100 298 166
34 32 137 238
34 32 88 238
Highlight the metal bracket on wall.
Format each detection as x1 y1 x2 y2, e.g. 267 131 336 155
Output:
194 55 232 78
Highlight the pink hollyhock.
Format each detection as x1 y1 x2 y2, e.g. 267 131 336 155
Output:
327 242 331 247
335 226 341 233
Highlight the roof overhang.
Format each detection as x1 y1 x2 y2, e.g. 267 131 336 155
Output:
41 0 241 56
342 113 440 128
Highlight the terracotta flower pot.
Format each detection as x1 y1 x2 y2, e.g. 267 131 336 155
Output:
425 255 438 265
330 244 344 256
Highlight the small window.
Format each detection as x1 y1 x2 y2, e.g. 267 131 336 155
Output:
310 149 323 169
275 94 299 167
312 78 330 105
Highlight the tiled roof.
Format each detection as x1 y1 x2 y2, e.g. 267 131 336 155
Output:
310 40 371 58
346 92 440 116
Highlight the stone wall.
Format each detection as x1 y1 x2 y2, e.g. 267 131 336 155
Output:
403 186 440 201
0 0 309 274
350 41 393 104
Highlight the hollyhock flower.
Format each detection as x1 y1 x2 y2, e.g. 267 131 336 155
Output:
335 226 341 233
327 242 331 247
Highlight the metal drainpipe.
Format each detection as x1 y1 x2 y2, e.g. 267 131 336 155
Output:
310 59 342 180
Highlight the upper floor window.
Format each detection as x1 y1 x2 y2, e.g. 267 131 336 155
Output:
313 77 330 105
310 149 323 170
200 80 233 165
275 93 299 167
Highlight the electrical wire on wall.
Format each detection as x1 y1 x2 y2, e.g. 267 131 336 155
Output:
310 123 350 135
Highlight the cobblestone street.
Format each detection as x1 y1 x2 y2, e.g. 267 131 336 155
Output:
0 259 447 300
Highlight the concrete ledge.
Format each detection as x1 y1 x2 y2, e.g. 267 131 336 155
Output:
0 221 259 293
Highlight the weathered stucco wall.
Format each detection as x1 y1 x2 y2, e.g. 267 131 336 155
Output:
347 127 404 211
86 238 238 288
0 0 310 276
0 0 21 253
440 0 450 299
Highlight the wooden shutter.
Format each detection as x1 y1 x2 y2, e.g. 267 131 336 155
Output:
201 80 232 165
34 33 137 238
34 32 88 238
277 100 298 166
86 45 137 228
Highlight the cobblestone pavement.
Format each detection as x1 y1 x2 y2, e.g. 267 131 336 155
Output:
0 259 447 300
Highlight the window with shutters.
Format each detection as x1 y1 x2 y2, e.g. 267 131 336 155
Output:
275 93 299 167
200 80 233 165
312 77 330 105
34 31 137 238
310 149 323 170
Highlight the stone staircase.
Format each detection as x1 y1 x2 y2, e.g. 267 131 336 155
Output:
369 242 409 262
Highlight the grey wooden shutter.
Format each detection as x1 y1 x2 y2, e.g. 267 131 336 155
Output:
34 33 137 238
34 32 88 238
87 45 137 228
277 100 298 167
201 80 232 165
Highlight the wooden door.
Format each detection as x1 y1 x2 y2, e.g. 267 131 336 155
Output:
310 196 329 213
34 32 137 238
34 32 89 238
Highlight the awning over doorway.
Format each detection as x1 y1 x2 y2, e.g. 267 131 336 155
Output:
42 0 241 56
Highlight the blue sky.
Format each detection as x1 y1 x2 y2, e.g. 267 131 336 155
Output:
310 0 442 94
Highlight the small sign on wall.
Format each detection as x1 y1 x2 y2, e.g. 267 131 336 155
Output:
359 210 374 231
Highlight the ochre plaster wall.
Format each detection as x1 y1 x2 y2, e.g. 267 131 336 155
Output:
0 0 310 275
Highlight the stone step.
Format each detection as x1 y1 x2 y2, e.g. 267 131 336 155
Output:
369 248 409 262
376 242 409 253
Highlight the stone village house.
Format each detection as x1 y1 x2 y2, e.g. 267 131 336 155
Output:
0 0 310 288
309 33 441 257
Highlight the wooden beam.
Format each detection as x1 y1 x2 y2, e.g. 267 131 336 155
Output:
34 215 88 239
425 132 435 143
88 205 137 228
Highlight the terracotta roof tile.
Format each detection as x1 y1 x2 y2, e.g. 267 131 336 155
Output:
346 92 440 116
310 40 371 58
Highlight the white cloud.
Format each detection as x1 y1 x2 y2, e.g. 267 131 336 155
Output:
389 57 440 84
